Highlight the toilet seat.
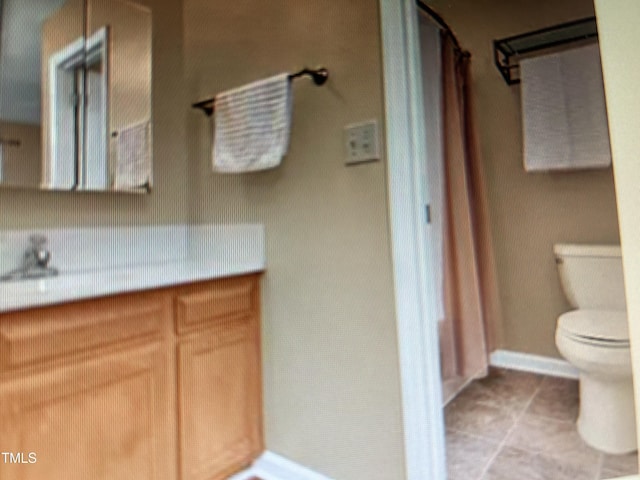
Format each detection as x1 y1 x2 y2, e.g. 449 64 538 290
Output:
557 310 629 347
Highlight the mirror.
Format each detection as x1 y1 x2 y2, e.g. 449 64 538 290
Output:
0 0 152 192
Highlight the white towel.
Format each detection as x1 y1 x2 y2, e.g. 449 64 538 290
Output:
520 44 611 172
114 121 151 189
212 73 292 173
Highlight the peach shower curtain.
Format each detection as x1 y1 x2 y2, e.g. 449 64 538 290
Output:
438 32 502 383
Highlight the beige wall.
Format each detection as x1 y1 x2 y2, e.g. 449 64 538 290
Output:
0 122 41 188
0 0 188 229
425 0 621 357
88 0 152 133
595 0 640 449
183 1 405 479
89 0 152 186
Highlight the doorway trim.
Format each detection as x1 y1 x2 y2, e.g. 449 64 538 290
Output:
379 1 446 479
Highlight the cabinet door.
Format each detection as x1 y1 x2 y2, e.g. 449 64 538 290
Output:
178 315 262 480
0 343 171 480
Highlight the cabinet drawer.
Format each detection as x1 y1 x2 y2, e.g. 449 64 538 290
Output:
0 292 168 372
175 275 259 335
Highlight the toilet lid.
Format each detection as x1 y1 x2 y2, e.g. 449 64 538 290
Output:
558 310 629 344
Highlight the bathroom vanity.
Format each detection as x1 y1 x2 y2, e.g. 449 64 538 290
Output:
0 225 266 480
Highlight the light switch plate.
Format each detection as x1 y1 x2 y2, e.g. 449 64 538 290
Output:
344 120 380 165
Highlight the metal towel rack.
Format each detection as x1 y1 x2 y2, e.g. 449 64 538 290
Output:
493 17 598 85
191 67 329 117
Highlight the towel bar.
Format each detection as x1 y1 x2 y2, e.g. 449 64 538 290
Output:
191 67 329 117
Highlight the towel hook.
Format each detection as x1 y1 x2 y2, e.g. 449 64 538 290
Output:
191 67 329 117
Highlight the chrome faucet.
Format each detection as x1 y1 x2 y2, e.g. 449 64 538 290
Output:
0 234 59 281
23 235 52 270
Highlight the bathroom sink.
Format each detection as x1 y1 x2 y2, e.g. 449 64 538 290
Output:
0 271 74 298
0 265 153 300
0 267 59 282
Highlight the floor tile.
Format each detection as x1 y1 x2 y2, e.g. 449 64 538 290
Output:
526 376 579 422
601 452 639 477
446 429 501 480
445 391 518 442
599 468 630 479
457 368 543 414
447 369 638 480
504 412 602 471
482 446 596 480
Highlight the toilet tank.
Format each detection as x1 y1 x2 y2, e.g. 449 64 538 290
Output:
554 244 626 310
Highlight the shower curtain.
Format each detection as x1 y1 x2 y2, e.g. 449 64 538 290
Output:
437 31 502 395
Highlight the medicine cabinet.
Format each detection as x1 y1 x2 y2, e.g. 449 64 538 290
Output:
0 0 152 193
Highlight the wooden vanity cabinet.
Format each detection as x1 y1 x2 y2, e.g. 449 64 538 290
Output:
0 291 174 480
0 343 172 480
175 276 263 480
0 273 263 480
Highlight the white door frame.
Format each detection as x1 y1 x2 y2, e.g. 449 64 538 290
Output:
46 36 85 190
379 1 447 479
83 26 110 190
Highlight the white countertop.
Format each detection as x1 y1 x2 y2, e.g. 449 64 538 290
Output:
0 224 266 313
0 259 264 313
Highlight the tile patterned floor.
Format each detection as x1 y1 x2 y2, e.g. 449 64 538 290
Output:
445 368 639 480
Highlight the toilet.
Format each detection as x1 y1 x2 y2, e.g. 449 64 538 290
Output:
554 244 636 454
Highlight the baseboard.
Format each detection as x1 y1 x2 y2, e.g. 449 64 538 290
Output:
490 349 579 379
229 451 335 480
227 468 258 480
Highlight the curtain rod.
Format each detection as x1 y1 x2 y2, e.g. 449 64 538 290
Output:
416 1 466 54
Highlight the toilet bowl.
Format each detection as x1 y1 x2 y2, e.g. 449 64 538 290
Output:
554 244 636 454
556 309 635 453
